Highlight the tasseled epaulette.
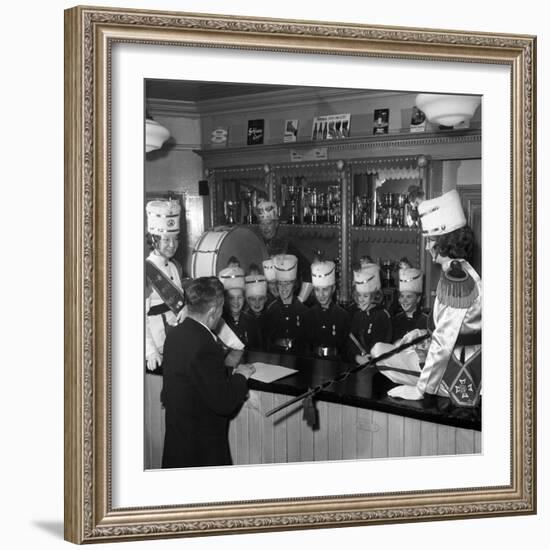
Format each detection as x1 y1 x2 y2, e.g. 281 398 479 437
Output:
437 260 478 308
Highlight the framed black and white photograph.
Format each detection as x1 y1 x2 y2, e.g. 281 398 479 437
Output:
312 113 351 140
64 5 536 544
284 119 299 142
247 119 265 145
373 108 389 134
210 126 229 147
410 106 427 132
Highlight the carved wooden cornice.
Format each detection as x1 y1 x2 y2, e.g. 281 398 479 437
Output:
195 129 481 165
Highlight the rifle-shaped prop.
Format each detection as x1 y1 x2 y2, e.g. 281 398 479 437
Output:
264 332 430 426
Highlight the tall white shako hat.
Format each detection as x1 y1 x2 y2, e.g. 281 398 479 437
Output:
274 254 298 282
311 260 336 288
146 199 181 235
244 274 267 297
218 266 245 291
262 258 277 282
353 263 381 293
256 199 279 222
418 189 466 237
398 267 423 294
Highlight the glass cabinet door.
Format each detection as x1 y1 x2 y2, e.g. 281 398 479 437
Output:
210 168 268 226
273 162 343 227
206 157 429 307
271 161 346 300
348 156 428 309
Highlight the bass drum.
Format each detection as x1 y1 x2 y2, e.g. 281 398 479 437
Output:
191 226 268 278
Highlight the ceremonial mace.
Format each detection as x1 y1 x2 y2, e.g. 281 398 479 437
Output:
265 332 430 421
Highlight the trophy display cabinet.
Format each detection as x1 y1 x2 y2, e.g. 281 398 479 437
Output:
196 128 481 309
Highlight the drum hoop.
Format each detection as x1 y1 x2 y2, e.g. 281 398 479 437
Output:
192 228 232 277
191 226 266 278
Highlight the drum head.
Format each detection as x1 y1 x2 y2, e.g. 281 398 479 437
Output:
192 226 268 278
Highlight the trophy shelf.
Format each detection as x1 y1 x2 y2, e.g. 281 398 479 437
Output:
195 128 481 168
277 223 340 240
351 226 419 244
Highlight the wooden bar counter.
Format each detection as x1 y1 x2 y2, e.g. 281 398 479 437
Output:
228 350 481 465
145 350 481 469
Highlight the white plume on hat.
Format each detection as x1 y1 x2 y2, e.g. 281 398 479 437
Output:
256 199 279 222
311 260 336 288
218 266 245 291
418 189 466 237
245 274 267 297
146 200 181 235
353 263 381 293
274 254 298 282
262 258 276 282
399 267 423 294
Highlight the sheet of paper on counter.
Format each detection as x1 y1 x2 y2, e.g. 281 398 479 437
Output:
249 363 298 383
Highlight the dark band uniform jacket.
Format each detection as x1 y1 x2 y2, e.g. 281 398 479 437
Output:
222 310 263 350
347 304 393 360
392 308 429 342
263 297 308 354
244 304 268 334
345 301 360 318
161 317 249 468
304 302 350 358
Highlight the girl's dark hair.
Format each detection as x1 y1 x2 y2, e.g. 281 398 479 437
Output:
248 263 261 275
434 226 475 260
146 233 161 251
372 289 384 305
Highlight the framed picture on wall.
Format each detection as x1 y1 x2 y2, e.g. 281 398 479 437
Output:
64 6 536 544
410 106 427 132
312 113 351 140
373 108 389 134
284 118 299 142
247 119 265 145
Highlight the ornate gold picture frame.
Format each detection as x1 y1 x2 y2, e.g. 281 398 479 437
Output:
64 5 536 544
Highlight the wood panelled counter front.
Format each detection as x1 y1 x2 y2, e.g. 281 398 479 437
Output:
145 351 480 470
229 390 480 465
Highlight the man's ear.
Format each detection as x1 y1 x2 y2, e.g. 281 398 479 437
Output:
206 304 218 321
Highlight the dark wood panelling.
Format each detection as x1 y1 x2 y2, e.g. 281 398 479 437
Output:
458 185 482 276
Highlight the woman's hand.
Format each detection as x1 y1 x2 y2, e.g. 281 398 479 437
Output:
355 353 371 366
146 350 162 371
175 305 188 325
399 328 428 346
387 384 424 400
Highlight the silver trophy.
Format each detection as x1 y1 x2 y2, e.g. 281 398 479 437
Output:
286 184 300 224
241 189 255 224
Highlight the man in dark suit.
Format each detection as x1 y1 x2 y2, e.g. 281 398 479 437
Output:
161 277 255 469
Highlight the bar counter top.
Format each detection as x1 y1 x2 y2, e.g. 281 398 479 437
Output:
231 350 481 431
